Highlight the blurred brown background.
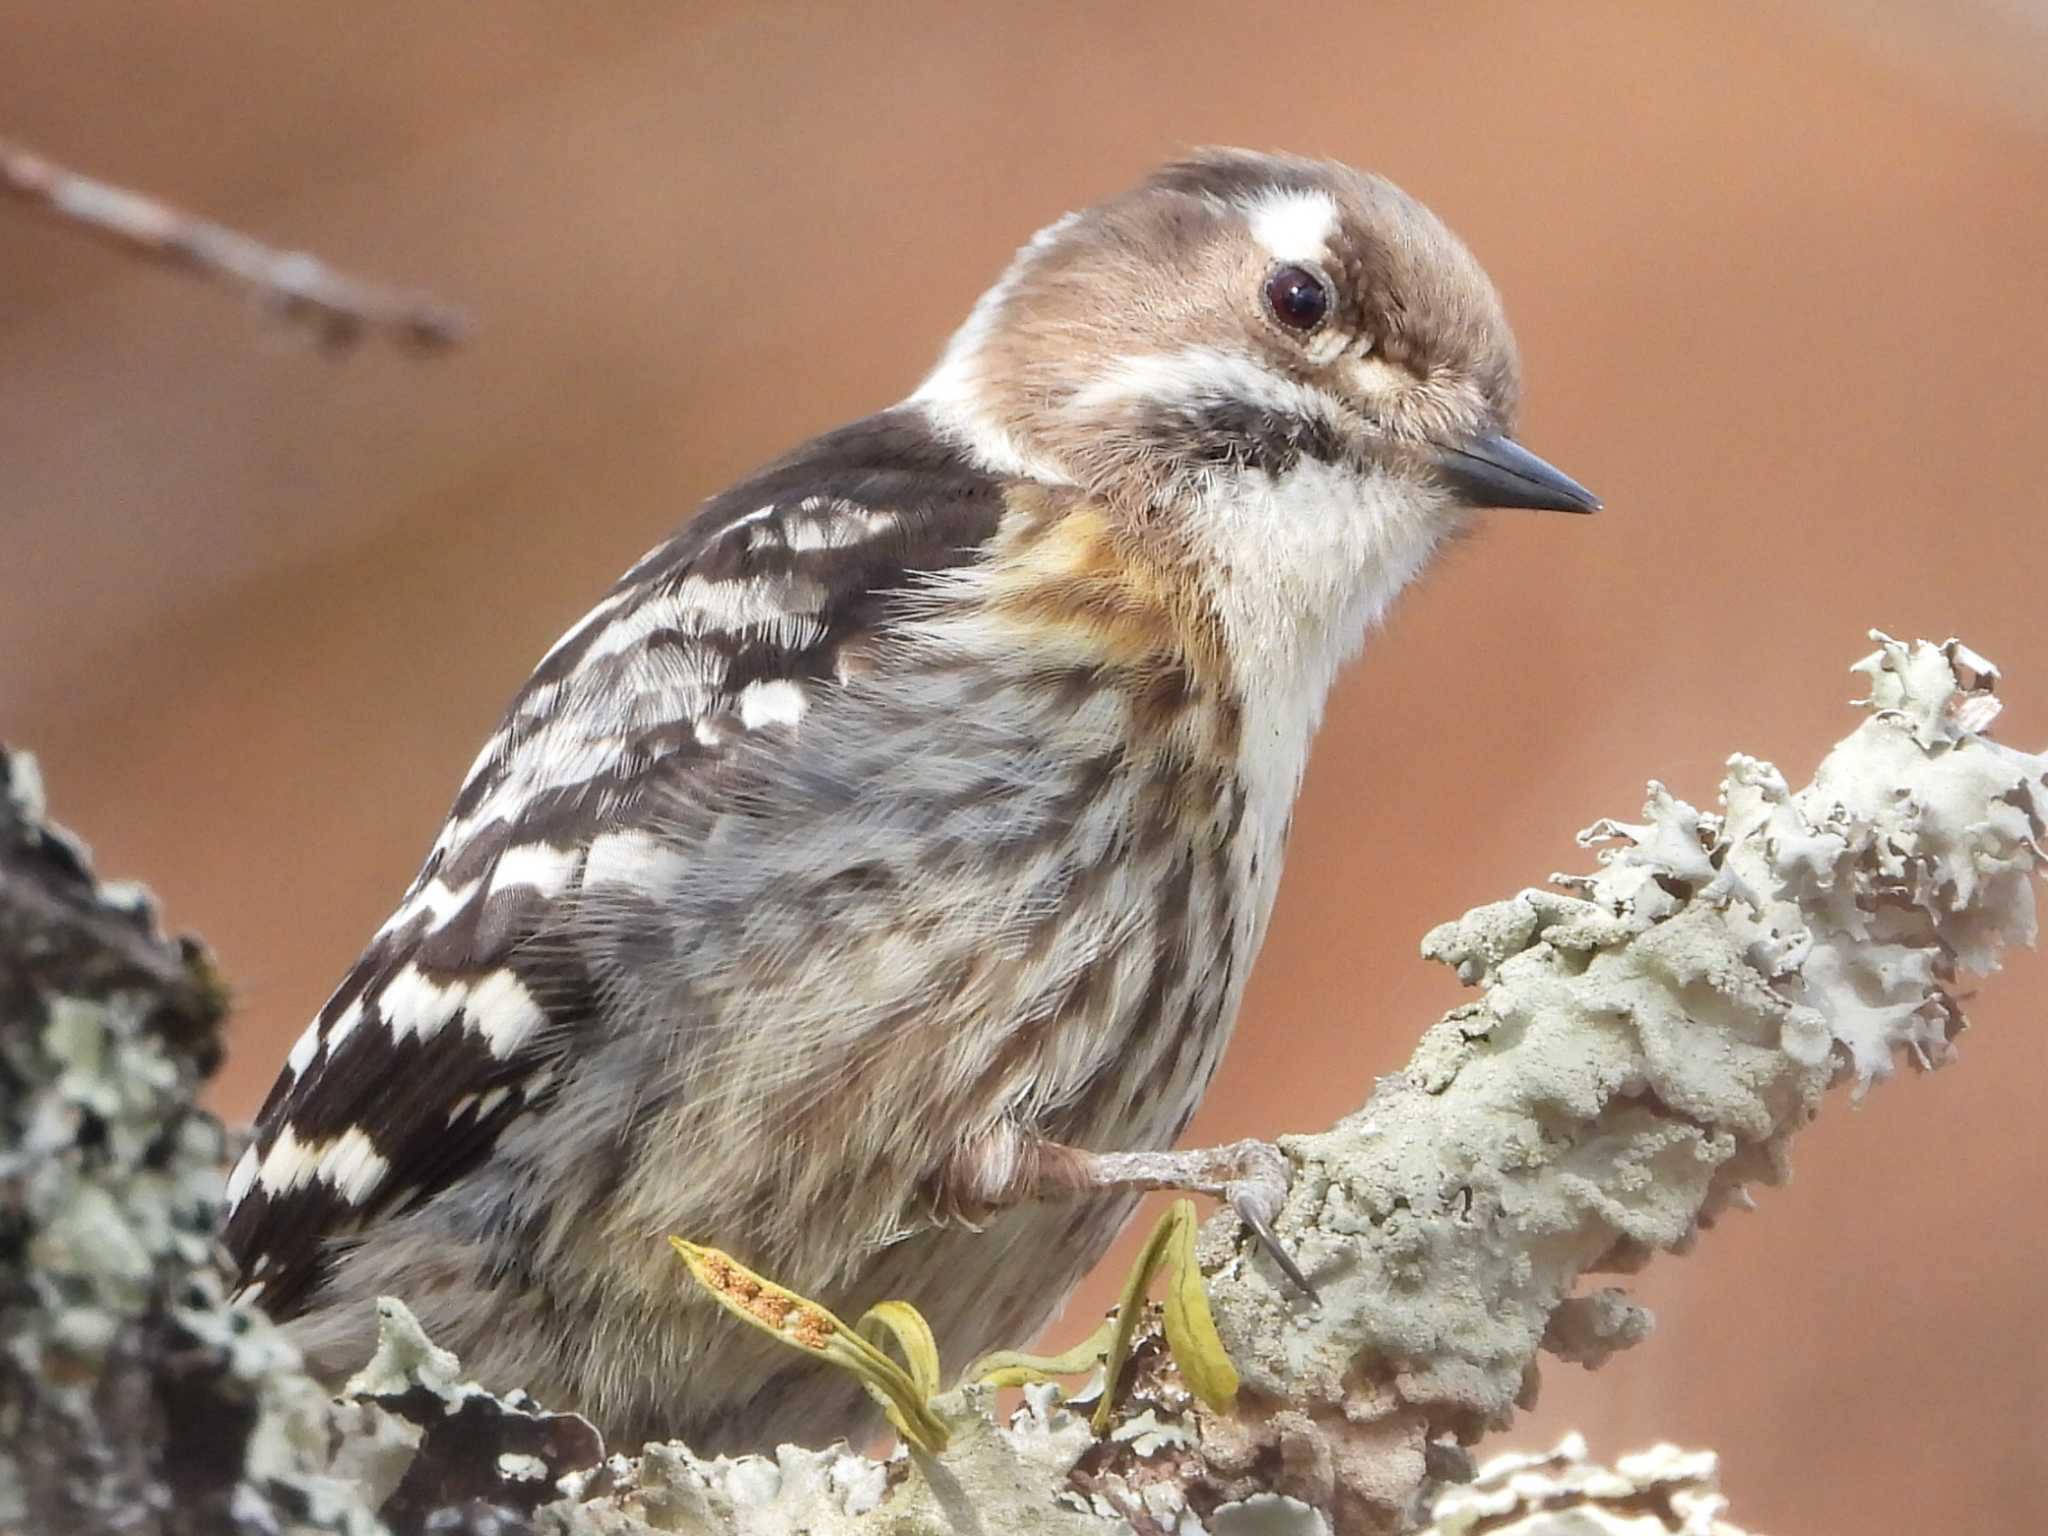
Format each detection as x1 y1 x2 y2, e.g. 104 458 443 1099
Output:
6 4 2044 1529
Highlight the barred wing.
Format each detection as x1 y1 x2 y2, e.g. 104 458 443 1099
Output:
222 409 1005 1316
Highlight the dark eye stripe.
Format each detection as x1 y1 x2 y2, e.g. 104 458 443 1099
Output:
1264 264 1329 332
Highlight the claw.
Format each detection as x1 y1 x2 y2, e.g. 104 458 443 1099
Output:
1216 1139 1318 1301
1231 1195 1319 1301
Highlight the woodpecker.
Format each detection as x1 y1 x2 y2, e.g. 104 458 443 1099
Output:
223 149 1598 1452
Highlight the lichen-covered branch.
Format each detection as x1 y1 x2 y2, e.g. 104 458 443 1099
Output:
0 136 466 353
0 754 378 1534
1179 634 2042 1530
2 633 2038 1535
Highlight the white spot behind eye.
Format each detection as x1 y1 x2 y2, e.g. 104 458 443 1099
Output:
1244 189 1340 265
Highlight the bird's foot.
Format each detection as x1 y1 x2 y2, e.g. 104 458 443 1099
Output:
1091 1138 1317 1301
931 1129 1318 1300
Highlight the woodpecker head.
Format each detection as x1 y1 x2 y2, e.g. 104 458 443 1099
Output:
913 146 1596 531
910 149 1598 750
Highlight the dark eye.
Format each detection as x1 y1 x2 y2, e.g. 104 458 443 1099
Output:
1264 264 1330 332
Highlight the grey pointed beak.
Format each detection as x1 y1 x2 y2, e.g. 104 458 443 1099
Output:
1434 432 1601 513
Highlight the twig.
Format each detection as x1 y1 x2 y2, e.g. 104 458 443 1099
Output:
0 135 467 353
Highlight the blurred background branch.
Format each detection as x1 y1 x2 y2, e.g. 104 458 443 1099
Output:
0 135 465 353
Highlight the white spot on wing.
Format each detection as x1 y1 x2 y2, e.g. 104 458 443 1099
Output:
285 1021 322 1078
378 876 482 938
737 679 808 731
513 679 563 722
577 592 697 667
584 829 688 892
489 842 580 899
781 501 898 552
257 1126 322 1197
537 586 632 668
431 554 850 870
326 995 367 1051
225 1145 259 1209
377 963 467 1044
457 730 511 797
467 969 546 1059
317 1127 390 1205
255 1124 392 1206
672 572 829 628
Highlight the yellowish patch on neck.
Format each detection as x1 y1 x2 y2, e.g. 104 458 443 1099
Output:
983 487 1232 703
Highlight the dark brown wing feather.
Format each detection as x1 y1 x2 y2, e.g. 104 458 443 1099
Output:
223 408 1005 1317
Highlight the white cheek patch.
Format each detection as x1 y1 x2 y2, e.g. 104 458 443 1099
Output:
1068 345 1345 431
1346 353 1415 404
1244 189 1340 265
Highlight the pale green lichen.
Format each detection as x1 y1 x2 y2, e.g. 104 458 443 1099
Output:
0 746 388 1536
343 1295 468 1401
541 1385 1106 1536
1199 634 2043 1531
8 634 2033 1536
